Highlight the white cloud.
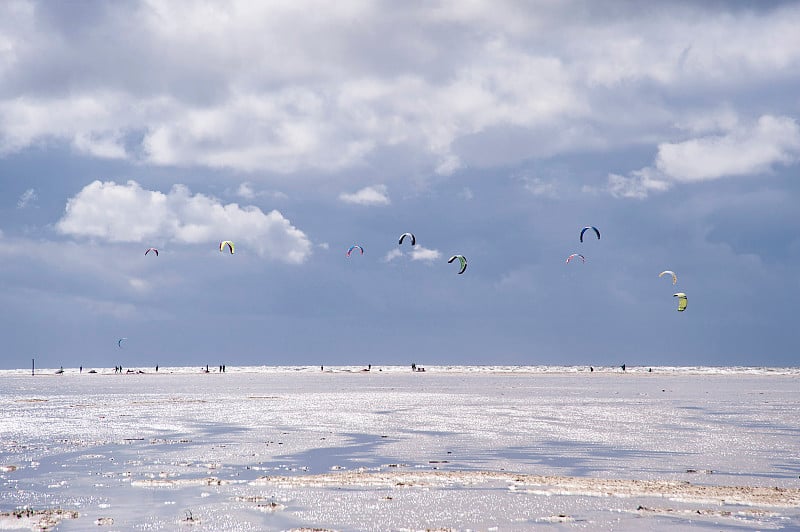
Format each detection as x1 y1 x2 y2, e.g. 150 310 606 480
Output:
608 115 800 198
410 246 441 262
655 115 800 182
17 188 37 208
383 245 441 263
0 93 131 156
607 169 670 199
339 184 390 206
73 131 127 159
235 182 256 200
231 182 288 201
56 180 312 263
383 249 404 263
523 177 558 198
139 89 378 173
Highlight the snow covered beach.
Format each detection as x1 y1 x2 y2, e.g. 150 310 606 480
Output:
1 367 799 530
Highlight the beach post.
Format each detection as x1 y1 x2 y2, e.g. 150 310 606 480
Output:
31 358 35 376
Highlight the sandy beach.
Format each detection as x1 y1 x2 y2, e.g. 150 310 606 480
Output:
1 367 798 530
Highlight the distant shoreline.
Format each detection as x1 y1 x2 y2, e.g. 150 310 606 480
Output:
2 365 799 376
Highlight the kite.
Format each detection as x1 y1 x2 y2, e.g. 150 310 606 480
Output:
580 226 601 242
219 241 235 254
346 245 364 257
659 270 677 285
398 232 416 246
447 254 468 274
673 292 687 312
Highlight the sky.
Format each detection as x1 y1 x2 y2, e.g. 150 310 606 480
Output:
1 1 799 369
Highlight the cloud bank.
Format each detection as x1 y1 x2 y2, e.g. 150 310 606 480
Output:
1 2 798 180
56 180 312 263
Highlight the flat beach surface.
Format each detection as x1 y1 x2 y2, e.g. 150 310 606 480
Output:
1 366 799 530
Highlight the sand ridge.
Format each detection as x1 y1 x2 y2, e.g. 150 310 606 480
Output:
252 470 800 508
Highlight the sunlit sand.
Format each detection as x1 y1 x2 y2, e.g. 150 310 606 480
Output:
1 366 798 530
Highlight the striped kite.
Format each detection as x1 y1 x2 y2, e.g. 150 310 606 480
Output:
346 245 364 257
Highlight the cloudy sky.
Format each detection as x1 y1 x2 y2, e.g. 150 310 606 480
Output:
1 1 799 369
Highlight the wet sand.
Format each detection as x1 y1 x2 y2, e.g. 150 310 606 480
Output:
1 368 798 530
